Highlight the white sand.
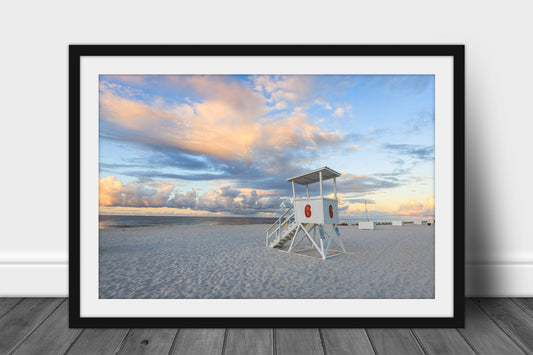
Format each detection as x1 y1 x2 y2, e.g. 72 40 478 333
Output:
99 224 434 299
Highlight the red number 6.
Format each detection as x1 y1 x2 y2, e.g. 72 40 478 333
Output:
304 204 312 218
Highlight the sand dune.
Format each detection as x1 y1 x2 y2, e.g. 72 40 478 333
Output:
99 224 434 299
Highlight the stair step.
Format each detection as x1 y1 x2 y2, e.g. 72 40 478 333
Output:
268 215 299 248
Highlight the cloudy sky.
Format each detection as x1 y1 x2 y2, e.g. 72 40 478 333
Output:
99 74 435 219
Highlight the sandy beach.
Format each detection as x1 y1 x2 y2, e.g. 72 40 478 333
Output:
99 224 434 299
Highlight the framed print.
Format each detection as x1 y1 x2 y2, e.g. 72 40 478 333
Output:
70 45 465 327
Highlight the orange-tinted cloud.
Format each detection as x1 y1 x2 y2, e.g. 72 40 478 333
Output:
252 75 315 103
346 145 361 151
99 176 124 206
99 177 288 214
99 176 176 208
100 78 341 162
396 198 435 217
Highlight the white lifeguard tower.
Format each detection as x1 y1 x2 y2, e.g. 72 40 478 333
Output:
265 167 346 260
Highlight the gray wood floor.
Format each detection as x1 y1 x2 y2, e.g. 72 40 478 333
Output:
1 298 532 354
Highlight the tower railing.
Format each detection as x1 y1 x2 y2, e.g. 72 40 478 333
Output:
265 205 295 247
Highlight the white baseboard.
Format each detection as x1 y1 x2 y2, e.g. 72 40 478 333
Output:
0 264 68 297
465 263 533 297
1 262 532 297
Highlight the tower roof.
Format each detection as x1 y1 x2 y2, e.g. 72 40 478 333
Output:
286 166 341 185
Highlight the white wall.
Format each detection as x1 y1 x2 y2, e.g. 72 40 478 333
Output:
1 0 532 296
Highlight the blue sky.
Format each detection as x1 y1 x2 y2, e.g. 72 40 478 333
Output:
99 74 435 219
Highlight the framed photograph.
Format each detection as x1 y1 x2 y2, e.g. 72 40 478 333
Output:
70 45 464 327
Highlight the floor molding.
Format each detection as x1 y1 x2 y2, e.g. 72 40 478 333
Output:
465 263 533 297
1 262 532 297
0 264 68 296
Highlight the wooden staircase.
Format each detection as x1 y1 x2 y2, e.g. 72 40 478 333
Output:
265 206 298 249
269 220 299 248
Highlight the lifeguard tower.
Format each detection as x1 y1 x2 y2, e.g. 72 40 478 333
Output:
265 167 346 260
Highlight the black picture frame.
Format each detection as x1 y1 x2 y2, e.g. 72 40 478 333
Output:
69 45 465 328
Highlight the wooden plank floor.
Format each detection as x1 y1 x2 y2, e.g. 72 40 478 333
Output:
0 298 532 354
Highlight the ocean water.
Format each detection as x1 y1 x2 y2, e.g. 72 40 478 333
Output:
99 215 278 229
99 214 433 229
